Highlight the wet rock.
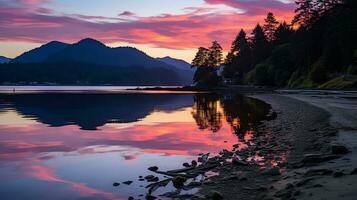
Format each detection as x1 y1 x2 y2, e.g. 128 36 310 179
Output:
122 181 133 185
262 167 281 176
331 144 349 155
232 157 248 166
191 160 198 167
145 175 155 180
333 171 344 177
285 183 294 189
128 196 134 200
172 176 187 189
296 178 314 187
293 190 301 196
148 166 159 172
147 176 159 182
350 168 357 175
145 194 157 200
198 153 209 163
184 181 202 190
183 162 190 167
208 191 224 200
301 154 340 165
113 182 120 187
274 190 292 199
304 168 334 176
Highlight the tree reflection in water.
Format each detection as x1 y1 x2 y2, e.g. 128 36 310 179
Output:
192 93 273 139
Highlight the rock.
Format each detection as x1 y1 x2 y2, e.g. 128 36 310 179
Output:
232 157 248 166
285 183 294 189
148 166 159 172
304 168 334 176
145 194 157 200
350 168 357 175
331 144 349 154
209 191 224 200
198 153 209 163
145 175 155 180
172 176 187 189
147 176 159 182
333 171 344 177
183 162 190 167
128 196 134 200
113 182 120 187
293 190 301 196
301 154 340 165
263 167 281 176
232 144 239 148
122 181 133 185
274 190 292 199
296 178 314 187
191 160 198 167
184 181 202 190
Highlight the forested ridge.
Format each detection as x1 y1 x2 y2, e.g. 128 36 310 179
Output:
191 0 357 89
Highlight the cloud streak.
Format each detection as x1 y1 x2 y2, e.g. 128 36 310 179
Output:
0 0 296 51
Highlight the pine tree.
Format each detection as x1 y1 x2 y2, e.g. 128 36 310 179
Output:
293 0 344 26
263 12 279 42
273 22 293 45
191 44 221 86
224 29 252 77
207 41 223 69
191 47 209 68
251 24 269 65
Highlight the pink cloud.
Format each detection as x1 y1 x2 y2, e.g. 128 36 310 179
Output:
0 1 295 51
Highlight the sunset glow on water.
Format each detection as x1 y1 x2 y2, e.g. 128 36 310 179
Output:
0 92 271 199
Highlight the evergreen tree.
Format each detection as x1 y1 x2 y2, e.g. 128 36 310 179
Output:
293 0 344 26
207 41 223 68
273 22 293 45
192 47 209 68
251 24 269 66
263 12 279 42
191 44 221 87
224 29 252 78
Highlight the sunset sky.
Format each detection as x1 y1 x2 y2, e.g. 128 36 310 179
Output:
0 0 296 62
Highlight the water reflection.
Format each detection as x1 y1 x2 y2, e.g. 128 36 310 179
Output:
192 93 272 137
0 92 272 200
0 94 192 130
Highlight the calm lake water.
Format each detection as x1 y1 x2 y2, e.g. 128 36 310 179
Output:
0 88 272 200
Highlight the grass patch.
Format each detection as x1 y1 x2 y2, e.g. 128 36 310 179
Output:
319 76 357 89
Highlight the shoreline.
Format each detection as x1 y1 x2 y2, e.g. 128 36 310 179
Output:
143 91 357 199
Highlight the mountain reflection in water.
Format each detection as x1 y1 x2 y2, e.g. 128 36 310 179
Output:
0 92 273 200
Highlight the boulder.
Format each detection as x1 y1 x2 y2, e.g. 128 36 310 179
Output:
148 166 159 172
172 176 187 189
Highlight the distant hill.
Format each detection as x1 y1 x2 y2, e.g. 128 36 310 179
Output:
12 41 69 63
3 38 194 85
157 56 192 71
0 56 11 63
157 56 195 85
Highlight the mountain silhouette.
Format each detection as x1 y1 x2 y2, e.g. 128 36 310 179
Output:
157 56 192 71
2 38 194 85
157 56 195 85
12 41 69 63
0 56 11 63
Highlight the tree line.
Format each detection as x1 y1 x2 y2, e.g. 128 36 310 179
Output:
191 0 357 88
